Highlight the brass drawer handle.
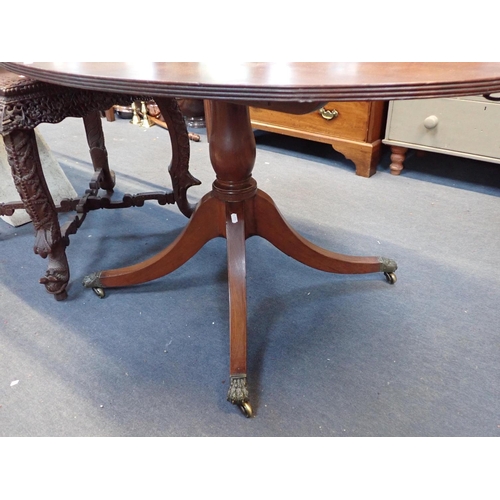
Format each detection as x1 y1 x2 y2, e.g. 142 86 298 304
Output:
319 107 339 120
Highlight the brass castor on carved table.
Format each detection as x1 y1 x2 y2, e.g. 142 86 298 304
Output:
384 272 397 285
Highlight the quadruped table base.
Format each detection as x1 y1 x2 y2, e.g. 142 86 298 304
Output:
83 101 397 417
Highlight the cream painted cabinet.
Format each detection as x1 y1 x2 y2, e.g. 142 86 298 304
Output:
383 95 500 174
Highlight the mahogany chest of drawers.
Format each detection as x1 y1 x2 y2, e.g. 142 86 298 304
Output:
249 101 387 177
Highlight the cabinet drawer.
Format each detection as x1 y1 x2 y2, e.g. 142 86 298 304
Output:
250 101 373 142
385 98 500 159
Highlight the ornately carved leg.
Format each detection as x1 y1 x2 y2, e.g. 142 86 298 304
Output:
3 129 69 300
253 189 397 280
83 110 116 190
225 201 252 417
82 192 225 291
155 97 202 218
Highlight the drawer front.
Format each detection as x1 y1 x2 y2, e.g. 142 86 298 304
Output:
385 98 500 159
250 101 372 141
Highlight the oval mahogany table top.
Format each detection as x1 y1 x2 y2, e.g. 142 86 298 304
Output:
2 62 500 103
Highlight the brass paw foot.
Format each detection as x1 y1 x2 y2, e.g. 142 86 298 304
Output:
227 375 253 417
82 271 103 288
379 257 397 273
379 257 397 284
82 272 106 298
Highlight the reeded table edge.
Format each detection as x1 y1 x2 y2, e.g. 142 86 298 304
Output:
3 62 500 102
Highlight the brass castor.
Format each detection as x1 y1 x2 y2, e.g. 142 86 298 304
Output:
93 287 105 298
238 402 253 418
384 272 397 285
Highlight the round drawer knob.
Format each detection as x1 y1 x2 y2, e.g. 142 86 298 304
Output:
424 115 439 129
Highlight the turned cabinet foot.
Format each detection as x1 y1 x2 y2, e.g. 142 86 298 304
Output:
389 146 407 175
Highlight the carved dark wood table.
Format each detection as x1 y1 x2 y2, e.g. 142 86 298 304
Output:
0 67 199 300
3 62 500 417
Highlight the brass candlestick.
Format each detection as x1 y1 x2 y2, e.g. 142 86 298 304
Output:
130 102 141 125
140 101 154 128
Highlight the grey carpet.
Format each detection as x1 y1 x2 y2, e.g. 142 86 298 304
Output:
1 115 499 436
